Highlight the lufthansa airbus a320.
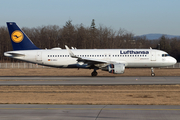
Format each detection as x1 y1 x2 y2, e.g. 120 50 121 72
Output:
4 22 177 76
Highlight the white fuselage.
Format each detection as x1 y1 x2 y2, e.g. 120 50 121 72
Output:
4 48 177 68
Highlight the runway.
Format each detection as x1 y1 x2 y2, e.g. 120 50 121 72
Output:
0 104 180 120
0 76 180 85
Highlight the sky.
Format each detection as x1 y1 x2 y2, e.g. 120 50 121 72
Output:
0 0 180 36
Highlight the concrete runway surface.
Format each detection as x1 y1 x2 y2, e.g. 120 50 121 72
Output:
0 104 180 120
0 76 180 85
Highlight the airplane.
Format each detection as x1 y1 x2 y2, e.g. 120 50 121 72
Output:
4 22 177 76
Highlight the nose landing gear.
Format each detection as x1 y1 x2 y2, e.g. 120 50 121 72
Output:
151 67 155 77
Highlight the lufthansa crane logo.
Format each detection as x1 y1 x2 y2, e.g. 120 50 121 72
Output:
11 30 24 43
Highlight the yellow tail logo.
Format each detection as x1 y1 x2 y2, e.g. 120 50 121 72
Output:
11 30 24 43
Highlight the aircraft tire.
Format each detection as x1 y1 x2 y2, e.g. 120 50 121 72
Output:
91 71 98 77
151 73 155 77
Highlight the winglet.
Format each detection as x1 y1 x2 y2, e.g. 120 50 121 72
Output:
65 45 77 58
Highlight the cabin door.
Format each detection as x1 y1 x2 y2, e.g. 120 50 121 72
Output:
36 52 42 62
151 51 156 61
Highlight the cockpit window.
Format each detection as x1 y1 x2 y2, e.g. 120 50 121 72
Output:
162 54 170 57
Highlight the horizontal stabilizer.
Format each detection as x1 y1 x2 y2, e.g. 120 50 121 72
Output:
4 52 25 57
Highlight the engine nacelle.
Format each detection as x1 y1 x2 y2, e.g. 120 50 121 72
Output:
108 63 125 74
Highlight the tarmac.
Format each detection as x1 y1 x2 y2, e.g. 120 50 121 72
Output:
0 104 180 120
0 76 180 85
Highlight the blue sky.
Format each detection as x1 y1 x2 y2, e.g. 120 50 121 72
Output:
0 0 180 35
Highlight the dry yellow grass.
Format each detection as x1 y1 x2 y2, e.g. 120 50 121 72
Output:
0 68 180 76
0 85 180 105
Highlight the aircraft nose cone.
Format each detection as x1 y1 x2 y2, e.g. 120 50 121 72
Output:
173 58 177 64
171 57 177 64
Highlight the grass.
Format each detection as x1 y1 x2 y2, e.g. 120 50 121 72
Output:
0 68 180 76
0 85 180 105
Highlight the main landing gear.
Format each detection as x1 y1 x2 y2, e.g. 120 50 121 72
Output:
151 67 155 77
91 69 98 77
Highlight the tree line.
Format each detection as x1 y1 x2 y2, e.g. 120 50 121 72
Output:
0 20 180 62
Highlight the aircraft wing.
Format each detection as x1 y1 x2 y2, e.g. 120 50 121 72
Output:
65 45 118 65
77 57 109 65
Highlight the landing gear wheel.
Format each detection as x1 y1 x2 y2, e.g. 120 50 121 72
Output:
151 67 155 77
151 73 155 77
91 71 98 77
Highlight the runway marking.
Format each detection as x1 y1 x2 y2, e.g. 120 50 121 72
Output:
0 108 180 111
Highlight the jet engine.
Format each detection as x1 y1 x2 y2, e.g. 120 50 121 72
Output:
101 63 125 74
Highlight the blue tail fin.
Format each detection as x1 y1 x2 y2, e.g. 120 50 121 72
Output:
7 22 39 50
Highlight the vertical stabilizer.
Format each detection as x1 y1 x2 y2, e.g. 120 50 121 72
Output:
6 22 39 50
